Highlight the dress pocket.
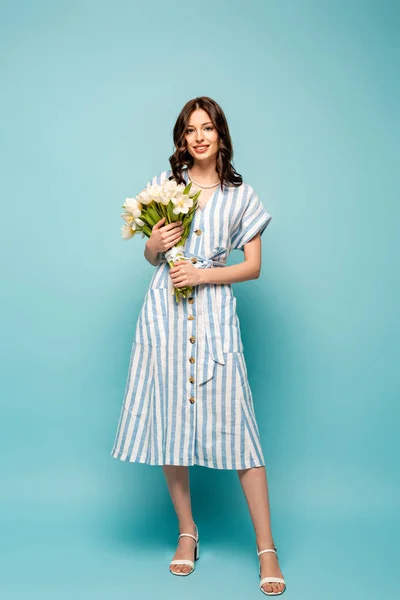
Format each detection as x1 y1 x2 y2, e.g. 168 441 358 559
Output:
224 351 248 388
135 287 169 347
221 295 244 352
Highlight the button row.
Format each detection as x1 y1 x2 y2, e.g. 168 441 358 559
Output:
188 293 196 403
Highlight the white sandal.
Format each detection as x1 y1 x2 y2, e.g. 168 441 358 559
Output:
257 546 286 596
169 524 200 576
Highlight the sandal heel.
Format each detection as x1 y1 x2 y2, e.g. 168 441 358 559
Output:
194 540 200 561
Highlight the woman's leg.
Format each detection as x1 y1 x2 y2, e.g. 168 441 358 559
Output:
162 465 198 574
237 466 285 594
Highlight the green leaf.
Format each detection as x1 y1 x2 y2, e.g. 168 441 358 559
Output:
183 181 193 195
146 205 160 227
167 201 177 222
191 189 201 202
152 202 164 218
141 225 152 237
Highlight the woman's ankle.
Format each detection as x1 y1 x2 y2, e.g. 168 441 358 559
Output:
257 539 275 552
178 519 196 532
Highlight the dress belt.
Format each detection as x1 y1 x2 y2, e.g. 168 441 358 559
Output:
160 248 227 385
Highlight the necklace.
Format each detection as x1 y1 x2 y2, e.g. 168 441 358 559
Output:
188 169 220 189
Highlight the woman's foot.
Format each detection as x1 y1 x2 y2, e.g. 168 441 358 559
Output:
169 522 198 575
258 548 286 594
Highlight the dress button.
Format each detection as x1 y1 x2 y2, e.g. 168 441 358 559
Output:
188 297 195 304
189 376 195 383
189 357 196 364
194 229 202 236
190 257 198 264
189 336 196 343
189 397 196 404
188 315 195 321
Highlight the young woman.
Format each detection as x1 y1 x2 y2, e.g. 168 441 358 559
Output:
111 96 286 596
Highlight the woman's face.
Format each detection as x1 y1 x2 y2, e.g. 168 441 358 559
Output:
184 108 219 164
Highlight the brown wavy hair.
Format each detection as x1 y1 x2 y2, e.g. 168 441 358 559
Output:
168 96 243 191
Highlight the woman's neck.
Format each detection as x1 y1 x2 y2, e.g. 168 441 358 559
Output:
188 161 219 185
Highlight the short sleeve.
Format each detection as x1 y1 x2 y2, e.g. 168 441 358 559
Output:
145 169 172 188
146 172 162 187
231 189 272 251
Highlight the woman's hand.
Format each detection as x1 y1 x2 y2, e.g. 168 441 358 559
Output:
169 260 204 288
146 217 184 253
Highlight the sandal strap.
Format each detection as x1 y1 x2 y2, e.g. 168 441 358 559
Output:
257 548 277 557
178 523 198 543
170 559 194 568
260 576 286 586
178 533 198 542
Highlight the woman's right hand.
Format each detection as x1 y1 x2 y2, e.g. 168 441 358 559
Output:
146 217 184 253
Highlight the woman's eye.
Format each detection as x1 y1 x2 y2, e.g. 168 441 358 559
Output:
186 126 213 134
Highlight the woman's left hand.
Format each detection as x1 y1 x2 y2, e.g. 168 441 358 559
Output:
169 260 204 288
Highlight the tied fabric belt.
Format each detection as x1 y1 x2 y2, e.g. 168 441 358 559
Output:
160 248 227 385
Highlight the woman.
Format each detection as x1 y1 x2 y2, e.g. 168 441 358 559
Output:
111 96 286 596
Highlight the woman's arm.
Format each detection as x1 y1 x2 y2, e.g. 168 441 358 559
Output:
169 235 263 287
144 239 161 266
199 234 262 284
189 233 263 285
144 218 184 266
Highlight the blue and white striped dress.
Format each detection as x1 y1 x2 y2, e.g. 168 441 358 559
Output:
111 167 272 470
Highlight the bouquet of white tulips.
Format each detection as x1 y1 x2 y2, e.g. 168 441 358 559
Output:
121 178 201 302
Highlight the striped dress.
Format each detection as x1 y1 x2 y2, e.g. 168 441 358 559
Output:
111 167 272 470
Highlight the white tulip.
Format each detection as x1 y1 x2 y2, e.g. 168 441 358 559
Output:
136 188 153 205
162 179 178 197
171 193 194 215
121 212 134 224
164 178 187 196
147 183 163 202
121 224 135 239
158 191 171 206
121 206 145 230
123 197 142 214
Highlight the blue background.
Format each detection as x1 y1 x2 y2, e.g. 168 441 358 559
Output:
1 1 399 598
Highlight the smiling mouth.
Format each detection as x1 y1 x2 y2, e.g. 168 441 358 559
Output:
194 145 209 151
